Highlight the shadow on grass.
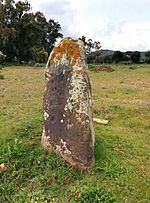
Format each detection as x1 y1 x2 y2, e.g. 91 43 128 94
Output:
94 136 108 162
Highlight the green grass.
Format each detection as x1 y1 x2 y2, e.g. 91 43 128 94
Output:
0 64 150 202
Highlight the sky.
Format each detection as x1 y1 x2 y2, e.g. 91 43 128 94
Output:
28 0 150 51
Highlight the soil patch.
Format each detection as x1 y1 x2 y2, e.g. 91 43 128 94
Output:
94 66 115 72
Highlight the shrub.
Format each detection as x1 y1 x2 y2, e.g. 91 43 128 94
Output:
34 63 46 67
88 64 96 69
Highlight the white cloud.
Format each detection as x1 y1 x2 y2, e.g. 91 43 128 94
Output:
23 0 150 50
96 22 150 51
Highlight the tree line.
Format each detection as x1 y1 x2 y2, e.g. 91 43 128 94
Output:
1 0 149 65
87 50 150 64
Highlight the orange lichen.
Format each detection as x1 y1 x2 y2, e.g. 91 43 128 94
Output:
50 39 81 66
74 69 82 75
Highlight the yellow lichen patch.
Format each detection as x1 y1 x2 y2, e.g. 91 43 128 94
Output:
76 115 84 123
74 69 83 75
50 39 81 66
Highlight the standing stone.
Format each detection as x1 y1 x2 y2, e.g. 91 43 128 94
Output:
41 37 95 170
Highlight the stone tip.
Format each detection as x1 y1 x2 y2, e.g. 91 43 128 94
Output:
50 38 82 66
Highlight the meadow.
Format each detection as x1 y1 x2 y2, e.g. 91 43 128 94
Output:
0 64 150 202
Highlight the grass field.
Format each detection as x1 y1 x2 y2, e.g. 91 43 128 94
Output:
0 64 150 202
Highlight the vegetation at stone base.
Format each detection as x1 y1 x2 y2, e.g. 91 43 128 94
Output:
0 65 150 202
0 0 63 63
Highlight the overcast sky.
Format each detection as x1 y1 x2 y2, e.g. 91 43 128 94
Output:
28 0 150 51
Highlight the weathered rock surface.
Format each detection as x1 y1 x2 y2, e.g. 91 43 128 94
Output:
41 37 95 170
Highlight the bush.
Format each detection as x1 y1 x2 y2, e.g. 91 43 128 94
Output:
88 64 96 69
34 63 46 67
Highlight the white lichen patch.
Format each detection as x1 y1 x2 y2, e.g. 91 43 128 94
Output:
46 77 50 81
56 145 61 153
44 111 49 120
64 65 89 123
67 123 73 129
56 139 72 155
41 129 51 149
53 53 70 67
44 64 51 80
60 139 71 155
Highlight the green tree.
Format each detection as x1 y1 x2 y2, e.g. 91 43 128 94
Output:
93 41 101 51
125 51 141 63
79 36 101 54
145 51 150 63
33 47 48 63
111 51 128 63
0 0 63 62
130 51 140 63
